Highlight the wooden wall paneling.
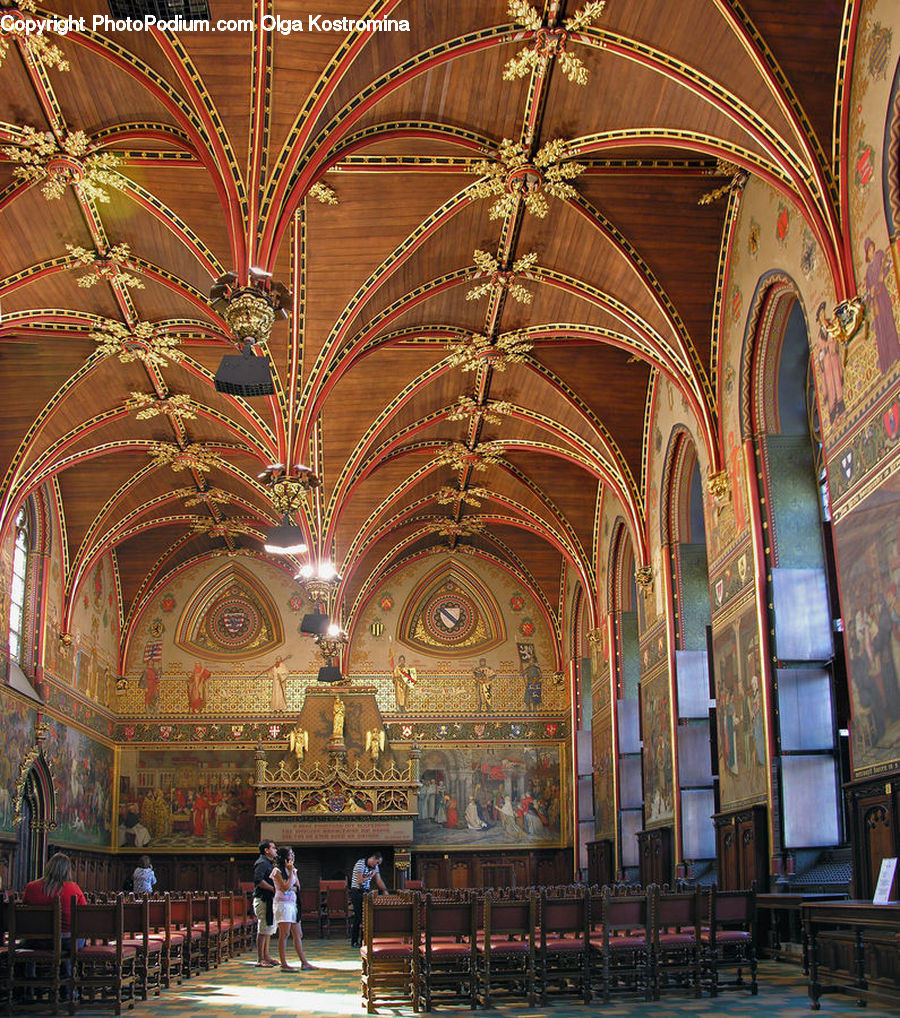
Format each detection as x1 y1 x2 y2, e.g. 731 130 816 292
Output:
637 826 673 886
845 775 899 899
586 839 613 886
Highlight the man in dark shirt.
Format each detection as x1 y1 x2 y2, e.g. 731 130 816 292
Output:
253 839 278 966
349 850 387 947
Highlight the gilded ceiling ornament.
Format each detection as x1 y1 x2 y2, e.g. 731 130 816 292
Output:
698 159 748 205
126 391 197 420
706 469 730 515
470 138 584 219
447 394 514 423
0 0 69 73
434 441 505 472
466 249 538 304
182 488 233 507
503 0 606 86
427 518 485 538
66 242 144 290
91 319 183 368
824 297 867 364
309 181 338 205
436 484 490 507
586 627 605 646
634 566 653 595
148 442 222 473
447 333 532 373
190 520 253 539
3 126 122 202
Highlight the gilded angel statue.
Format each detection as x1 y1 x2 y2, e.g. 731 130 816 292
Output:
288 725 309 762
365 727 386 761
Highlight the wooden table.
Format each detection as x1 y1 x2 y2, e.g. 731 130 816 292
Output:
756 893 847 971
801 900 900 1010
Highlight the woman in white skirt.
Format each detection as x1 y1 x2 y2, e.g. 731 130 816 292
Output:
272 846 314 971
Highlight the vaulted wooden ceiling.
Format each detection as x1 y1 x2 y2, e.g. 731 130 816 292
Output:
0 0 846 651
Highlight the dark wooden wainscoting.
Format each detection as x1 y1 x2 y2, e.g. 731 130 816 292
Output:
844 773 900 900
413 849 572 888
637 826 673 886
713 804 768 890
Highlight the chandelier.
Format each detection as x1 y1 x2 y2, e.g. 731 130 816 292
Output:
295 561 341 603
315 622 348 662
259 463 319 555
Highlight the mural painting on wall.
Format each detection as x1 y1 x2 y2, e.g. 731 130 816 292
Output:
834 474 900 775
0 688 37 833
188 661 210 712
389 638 417 713
473 658 496 712
140 641 162 713
518 643 543 712
398 563 505 657
862 238 900 375
641 670 674 824
118 748 257 850
413 743 565 849
592 706 614 840
42 719 114 847
712 601 768 808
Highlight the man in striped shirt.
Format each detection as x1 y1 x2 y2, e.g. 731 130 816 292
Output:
349 851 387 947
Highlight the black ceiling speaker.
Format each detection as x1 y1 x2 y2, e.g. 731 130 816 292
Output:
300 613 330 636
317 665 343 684
214 341 275 397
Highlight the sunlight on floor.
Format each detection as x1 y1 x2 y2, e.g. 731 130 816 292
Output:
184 982 365 1013
238 958 363 972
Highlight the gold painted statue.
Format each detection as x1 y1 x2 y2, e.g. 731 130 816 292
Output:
332 695 345 739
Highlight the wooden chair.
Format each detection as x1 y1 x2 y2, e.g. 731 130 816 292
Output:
651 886 702 999
300 887 322 939
209 893 234 960
169 895 201 978
537 888 589 1003
418 892 477 1011
360 892 420 1014
320 879 350 939
121 896 162 1000
478 892 536 1008
591 886 652 1002
190 892 218 970
8 898 67 1013
147 895 183 987
70 897 137 1014
702 887 757 995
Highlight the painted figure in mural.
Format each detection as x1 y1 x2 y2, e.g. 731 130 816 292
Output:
268 656 289 713
444 794 458 828
524 663 543 712
420 777 436 821
332 695 345 740
473 657 495 711
499 795 523 838
747 674 766 767
465 796 488 830
141 661 160 712
389 639 417 712
189 661 209 712
863 238 900 374
726 430 747 532
816 302 845 422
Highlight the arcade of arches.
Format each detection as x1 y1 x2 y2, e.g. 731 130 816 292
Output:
1 0 899 936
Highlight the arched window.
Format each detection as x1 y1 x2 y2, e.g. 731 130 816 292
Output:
8 505 30 665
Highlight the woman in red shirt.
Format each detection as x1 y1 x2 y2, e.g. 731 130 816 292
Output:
23 852 87 934
23 851 87 997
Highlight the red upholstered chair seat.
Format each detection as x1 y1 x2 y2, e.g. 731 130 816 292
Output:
79 943 137 959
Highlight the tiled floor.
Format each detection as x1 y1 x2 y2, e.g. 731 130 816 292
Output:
65 940 898 1016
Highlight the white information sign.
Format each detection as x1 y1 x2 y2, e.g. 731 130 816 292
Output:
873 857 897 904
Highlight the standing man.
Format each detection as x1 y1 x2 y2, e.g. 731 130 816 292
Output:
253 839 278 966
349 850 387 948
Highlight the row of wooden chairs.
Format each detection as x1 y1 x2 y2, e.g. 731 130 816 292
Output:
360 885 757 1013
0 890 259 1014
